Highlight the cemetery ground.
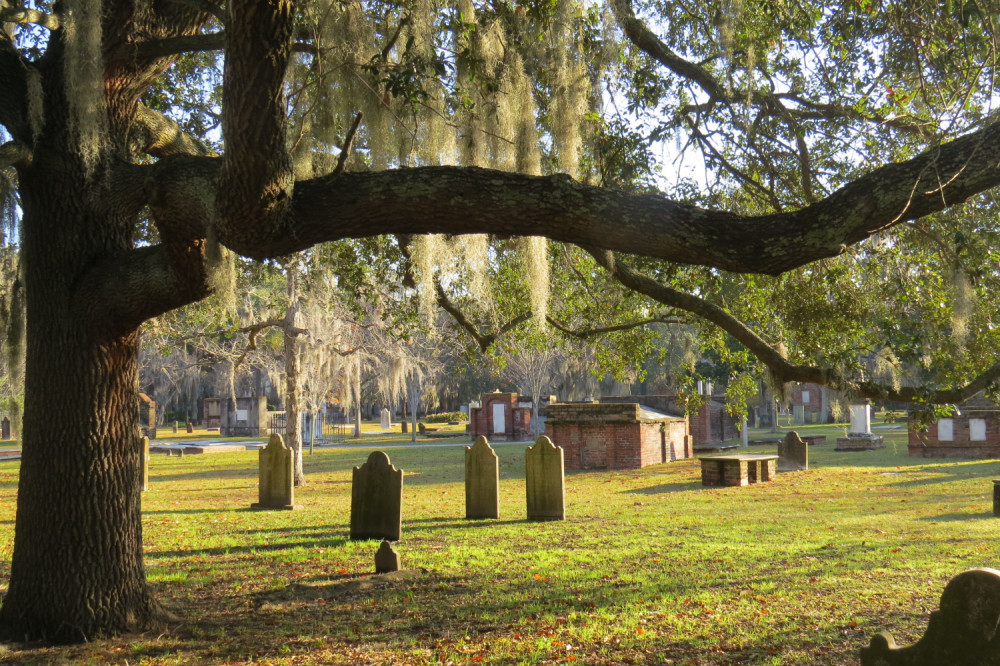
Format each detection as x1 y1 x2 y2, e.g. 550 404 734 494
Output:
0 423 998 664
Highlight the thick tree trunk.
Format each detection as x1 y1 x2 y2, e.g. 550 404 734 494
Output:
0 161 164 641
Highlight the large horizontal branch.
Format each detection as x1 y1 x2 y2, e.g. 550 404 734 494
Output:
130 105 214 158
207 118 1000 275
0 6 58 30
72 244 213 340
586 247 1000 404
0 140 31 169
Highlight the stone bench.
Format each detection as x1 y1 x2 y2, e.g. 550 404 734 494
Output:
699 454 778 487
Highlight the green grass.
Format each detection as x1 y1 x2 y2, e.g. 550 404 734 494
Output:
0 422 998 664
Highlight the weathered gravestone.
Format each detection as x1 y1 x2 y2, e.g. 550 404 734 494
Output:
351 451 403 541
1 417 9 440
380 408 391 430
465 436 499 520
525 436 565 521
172 420 178 434
861 568 1000 665
251 434 300 510
375 539 401 573
139 436 149 492
186 421 194 434
778 431 808 472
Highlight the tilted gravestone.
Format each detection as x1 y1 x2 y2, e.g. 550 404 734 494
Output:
861 568 1000 665
465 436 500 520
778 431 808 472
375 539 401 573
525 436 565 521
139 436 149 492
380 408 391 430
251 434 300 510
350 451 403 541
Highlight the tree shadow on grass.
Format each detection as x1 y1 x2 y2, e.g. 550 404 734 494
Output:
918 511 994 522
623 481 702 495
151 536 349 559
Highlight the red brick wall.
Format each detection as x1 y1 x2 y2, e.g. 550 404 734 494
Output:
908 413 1000 458
469 393 532 440
546 403 690 470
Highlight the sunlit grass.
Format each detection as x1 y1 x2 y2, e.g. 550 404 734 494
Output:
0 420 998 664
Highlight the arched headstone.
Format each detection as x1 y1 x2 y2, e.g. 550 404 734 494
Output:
350 451 403 540
778 431 808 471
525 436 565 521
465 436 499 520
251 434 300 510
861 568 1000 664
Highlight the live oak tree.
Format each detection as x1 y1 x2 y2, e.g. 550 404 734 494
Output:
3 0 1000 642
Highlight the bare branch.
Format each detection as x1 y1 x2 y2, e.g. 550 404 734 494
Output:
333 112 363 176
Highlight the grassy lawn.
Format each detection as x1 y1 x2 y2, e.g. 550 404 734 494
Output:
0 421 998 664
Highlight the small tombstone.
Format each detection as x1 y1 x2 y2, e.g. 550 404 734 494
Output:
417 422 426 434
525 436 565 521
778 431 808 472
139 436 149 492
401 419 408 434
861 568 1000 664
375 539 400 573
380 408 391 430
251 434 300 510
1 417 9 440
350 451 403 541
172 421 178 434
465 436 500 520
186 421 194 434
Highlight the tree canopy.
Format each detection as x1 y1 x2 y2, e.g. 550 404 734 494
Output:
3 0 1000 641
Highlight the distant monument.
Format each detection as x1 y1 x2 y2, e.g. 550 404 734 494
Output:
836 401 884 451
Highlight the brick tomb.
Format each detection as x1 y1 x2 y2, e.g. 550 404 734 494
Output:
468 392 532 441
908 409 1000 459
545 402 690 470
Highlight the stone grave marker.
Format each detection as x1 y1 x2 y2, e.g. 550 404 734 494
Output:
139 436 149 492
525 436 565 521
778 431 808 471
375 539 401 573
251 434 300 510
861 568 1000 664
465 436 499 520
186 421 194 434
380 408 391 430
350 450 403 541
1 417 9 440
172 421 178 434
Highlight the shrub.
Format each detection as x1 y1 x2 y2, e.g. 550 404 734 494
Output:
424 412 466 423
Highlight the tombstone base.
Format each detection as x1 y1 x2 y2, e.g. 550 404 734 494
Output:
250 502 302 511
835 435 884 451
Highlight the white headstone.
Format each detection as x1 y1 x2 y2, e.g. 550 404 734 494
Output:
849 403 871 435
380 407 391 430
